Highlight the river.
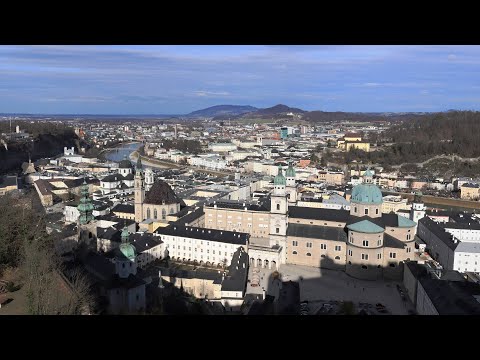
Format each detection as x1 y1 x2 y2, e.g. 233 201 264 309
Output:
103 142 141 163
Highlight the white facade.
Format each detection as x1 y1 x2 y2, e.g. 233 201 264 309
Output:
454 244 480 273
208 143 237 152
155 232 245 267
444 227 480 243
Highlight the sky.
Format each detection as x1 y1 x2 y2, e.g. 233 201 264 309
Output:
0 45 480 114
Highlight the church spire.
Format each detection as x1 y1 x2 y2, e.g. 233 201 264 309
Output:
136 155 143 171
78 178 94 224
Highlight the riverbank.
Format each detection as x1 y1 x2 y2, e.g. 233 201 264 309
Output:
129 151 176 169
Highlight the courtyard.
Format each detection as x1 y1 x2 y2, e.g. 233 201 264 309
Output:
280 264 414 315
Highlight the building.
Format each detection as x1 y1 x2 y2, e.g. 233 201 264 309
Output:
208 142 237 152
0 175 18 196
337 134 370 152
382 195 410 214
155 224 249 267
134 157 182 223
403 261 480 315
417 216 480 273
461 183 480 200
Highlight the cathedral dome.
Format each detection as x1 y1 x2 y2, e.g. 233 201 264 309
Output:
119 155 133 169
274 166 286 186
351 183 383 205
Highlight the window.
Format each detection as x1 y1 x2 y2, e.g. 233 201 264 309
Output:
170 208 174 214
292 241 298 246
276 227 279 234
363 240 369 247
389 252 396 259
377 239 381 246
162 208 166 220
406 247 411 253
147 208 151 218
362 265 368 269
276 204 280 210
207 250 209 253
321 244 327 250
321 254 326 258
375 208 379 215
389 263 396 268
407 234 411 240
377 253 382 259
306 242 313 248
154 209 157 219
362 254 369 260
335 245 341 251
365 208 369 215
306 253 312 257
293 251 297 255
348 250 353 256
354 207 357 213
335 256 340 260
122 263 125 268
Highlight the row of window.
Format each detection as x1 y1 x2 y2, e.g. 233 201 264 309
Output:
291 251 341 260
146 207 174 220
353 207 379 215
292 241 342 252
347 250 397 259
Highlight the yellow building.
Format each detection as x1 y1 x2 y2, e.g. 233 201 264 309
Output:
337 133 370 152
461 183 480 200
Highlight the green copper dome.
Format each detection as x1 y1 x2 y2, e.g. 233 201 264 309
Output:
351 183 383 205
364 168 374 177
119 243 136 260
285 162 296 178
274 165 286 186
119 226 135 260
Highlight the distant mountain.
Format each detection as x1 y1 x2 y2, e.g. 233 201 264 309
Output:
185 105 258 118
254 104 306 115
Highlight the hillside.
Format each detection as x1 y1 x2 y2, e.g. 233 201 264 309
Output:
254 104 305 115
323 111 480 177
186 105 258 118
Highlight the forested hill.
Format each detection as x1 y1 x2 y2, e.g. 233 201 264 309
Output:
382 111 480 159
325 111 480 176
0 122 79 174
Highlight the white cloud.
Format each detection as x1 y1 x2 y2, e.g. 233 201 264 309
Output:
194 90 230 97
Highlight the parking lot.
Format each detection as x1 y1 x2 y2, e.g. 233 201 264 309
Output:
279 264 415 315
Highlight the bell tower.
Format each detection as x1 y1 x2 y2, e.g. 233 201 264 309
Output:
134 156 145 223
270 165 288 253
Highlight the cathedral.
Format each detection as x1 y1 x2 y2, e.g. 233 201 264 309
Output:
134 157 182 223
205 165 420 280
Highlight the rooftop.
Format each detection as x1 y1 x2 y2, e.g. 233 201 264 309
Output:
287 223 347 242
155 224 249 245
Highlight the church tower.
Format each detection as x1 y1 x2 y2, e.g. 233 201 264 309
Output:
144 167 154 192
285 161 297 204
77 179 94 224
134 157 145 223
115 226 137 278
270 165 288 250
411 191 426 223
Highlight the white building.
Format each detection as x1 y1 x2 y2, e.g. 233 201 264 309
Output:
208 143 237 152
154 225 249 267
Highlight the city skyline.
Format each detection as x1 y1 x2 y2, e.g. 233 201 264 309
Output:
1 45 480 114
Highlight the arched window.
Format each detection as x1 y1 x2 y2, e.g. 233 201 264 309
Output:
276 204 280 210
335 256 340 260
292 251 297 255
362 265 368 269
170 207 174 214
162 208 166 220
306 253 312 257
154 209 158 219
321 254 326 258
147 208 151 218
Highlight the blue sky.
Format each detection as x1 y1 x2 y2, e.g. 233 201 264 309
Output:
0 45 479 114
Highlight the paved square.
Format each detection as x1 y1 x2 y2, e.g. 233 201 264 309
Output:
277 264 413 315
